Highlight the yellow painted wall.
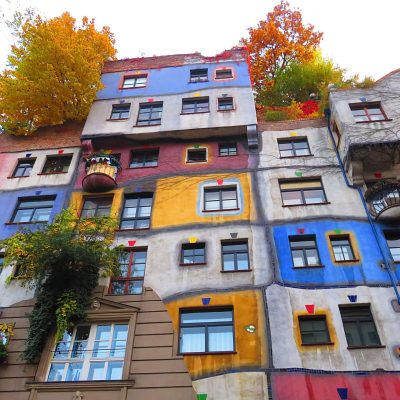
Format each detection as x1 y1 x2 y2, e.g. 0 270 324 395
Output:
165 290 267 380
152 173 254 229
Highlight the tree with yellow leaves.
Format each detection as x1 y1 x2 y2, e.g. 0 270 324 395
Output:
0 11 116 135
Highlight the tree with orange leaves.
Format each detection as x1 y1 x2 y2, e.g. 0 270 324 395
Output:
0 11 116 135
241 0 322 95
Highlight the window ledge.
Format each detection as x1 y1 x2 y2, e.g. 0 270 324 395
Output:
189 80 209 83
5 221 47 225
26 380 135 390
115 228 150 232
218 154 239 157
179 262 207 267
220 269 252 273
37 172 68 176
217 109 235 112
333 259 360 264
106 118 129 122
186 161 208 164
301 342 335 346
355 119 392 124
127 166 159 170
134 123 162 127
293 265 325 269
119 86 147 90
179 351 237 356
202 208 240 213
347 345 385 350
180 111 210 115
282 202 331 208
7 175 30 179
279 155 314 159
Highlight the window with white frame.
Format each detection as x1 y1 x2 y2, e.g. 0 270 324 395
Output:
47 323 128 382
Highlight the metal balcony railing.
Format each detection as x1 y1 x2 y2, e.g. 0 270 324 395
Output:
364 180 400 220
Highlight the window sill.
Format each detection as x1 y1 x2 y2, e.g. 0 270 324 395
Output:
180 111 210 115
7 175 30 179
26 380 135 390
189 80 209 83
186 161 208 164
115 228 150 232
347 345 385 350
37 172 68 176
293 264 325 269
301 342 334 346
220 269 252 273
134 123 161 127
106 118 129 122
179 262 207 267
127 166 158 170
333 259 360 264
282 202 331 208
119 86 147 90
279 155 314 159
218 154 239 157
355 119 392 124
179 351 236 356
217 109 235 112
202 208 240 213
5 221 47 225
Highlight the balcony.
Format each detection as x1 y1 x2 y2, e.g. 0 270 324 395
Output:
364 180 400 221
82 153 121 193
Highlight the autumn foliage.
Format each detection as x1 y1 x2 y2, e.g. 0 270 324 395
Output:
0 12 116 135
241 0 322 93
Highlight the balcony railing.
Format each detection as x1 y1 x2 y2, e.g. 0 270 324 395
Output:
82 154 121 193
364 180 400 220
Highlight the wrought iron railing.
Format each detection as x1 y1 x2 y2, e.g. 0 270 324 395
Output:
364 180 400 219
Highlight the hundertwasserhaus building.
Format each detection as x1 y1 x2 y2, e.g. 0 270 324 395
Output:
0 50 400 400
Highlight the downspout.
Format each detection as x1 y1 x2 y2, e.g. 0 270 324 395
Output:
324 108 400 304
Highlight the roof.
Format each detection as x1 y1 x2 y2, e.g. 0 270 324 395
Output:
102 47 248 73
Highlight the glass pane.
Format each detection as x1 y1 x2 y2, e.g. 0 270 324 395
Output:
292 249 305 267
180 327 205 353
181 311 232 324
361 321 380 346
110 340 127 357
32 208 52 221
205 191 219 201
295 148 310 156
66 363 83 381
128 280 143 294
111 280 125 294
123 206 137 218
293 141 308 150
205 200 220 210
13 209 33 222
222 190 237 200
93 340 109 358
304 189 326 204
390 248 400 262
208 326 234 351
282 191 303 205
88 362 106 380
96 325 111 341
223 243 247 252
107 361 123 380
223 253 235 271
113 325 128 342
222 199 237 209
138 206 151 217
237 253 249 270
305 249 320 265
344 321 362 346
47 363 65 381
54 331 73 359
278 143 293 151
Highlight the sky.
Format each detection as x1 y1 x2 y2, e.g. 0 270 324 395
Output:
0 0 399 80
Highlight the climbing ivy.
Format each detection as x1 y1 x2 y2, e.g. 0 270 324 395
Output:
0 209 122 363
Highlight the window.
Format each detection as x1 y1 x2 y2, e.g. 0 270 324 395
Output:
80 197 112 219
349 102 388 122
215 68 233 80
204 186 238 211
130 149 159 168
42 155 73 174
182 97 209 114
120 194 152 229
0 255 4 274
181 243 206 265
11 196 55 223
289 235 321 267
179 309 234 353
221 241 249 271
187 148 207 163
218 97 234 111
136 102 163 126
110 249 147 295
219 143 237 156
110 104 130 120
280 179 327 206
47 323 128 381
190 68 208 82
329 235 356 261
122 75 147 89
339 305 381 348
299 315 331 345
384 231 400 262
278 138 311 157
12 159 35 177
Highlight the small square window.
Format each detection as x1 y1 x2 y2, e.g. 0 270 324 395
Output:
339 305 381 348
187 148 207 163
384 231 400 262
219 143 237 156
349 102 388 122
80 196 113 219
204 186 238 211
12 158 35 177
181 243 206 265
179 309 234 353
122 75 147 89
182 97 209 114
299 315 331 345
110 104 130 120
215 68 233 80
278 138 311 157
329 235 356 262
190 68 208 83
11 196 55 223
218 97 234 111
42 155 72 174
110 249 147 295
120 194 153 230
137 102 163 126
280 179 327 206
289 235 321 267
221 241 249 271
130 149 159 168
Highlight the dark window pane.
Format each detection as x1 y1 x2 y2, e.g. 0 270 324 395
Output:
42 156 72 174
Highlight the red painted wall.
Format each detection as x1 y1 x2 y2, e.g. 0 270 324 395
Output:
271 372 400 400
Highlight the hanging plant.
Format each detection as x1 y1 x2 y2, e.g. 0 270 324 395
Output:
84 151 122 171
0 209 123 363
0 342 7 363
0 323 13 364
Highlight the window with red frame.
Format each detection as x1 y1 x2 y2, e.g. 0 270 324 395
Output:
110 249 147 295
349 102 388 122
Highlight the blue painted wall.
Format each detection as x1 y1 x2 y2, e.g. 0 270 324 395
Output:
97 61 251 99
0 188 70 240
273 220 399 286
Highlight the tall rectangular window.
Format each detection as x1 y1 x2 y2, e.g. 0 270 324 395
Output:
122 75 147 89
47 323 128 381
80 197 113 219
349 102 388 122
181 243 206 265
278 138 311 157
12 159 35 177
339 305 381 348
221 241 249 271
190 68 208 82
110 104 130 120
299 315 331 345
289 235 321 267
110 249 147 295
329 235 356 261
42 155 73 174
203 186 238 211
385 232 400 262
280 179 327 206
120 194 153 230
11 196 55 223
130 149 159 168
136 102 163 126
182 97 209 114
179 309 234 353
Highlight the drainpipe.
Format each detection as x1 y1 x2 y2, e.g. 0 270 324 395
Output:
324 108 400 304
